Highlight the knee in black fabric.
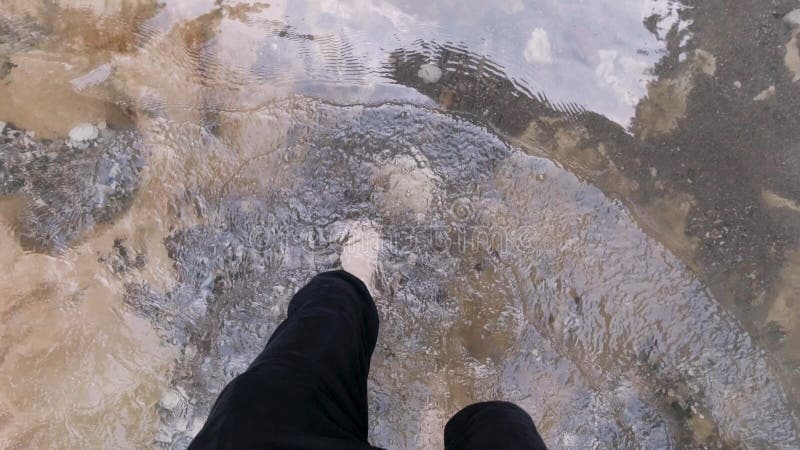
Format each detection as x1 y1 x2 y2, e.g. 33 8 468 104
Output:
444 401 548 450
252 269 379 370
290 270 378 350
190 270 383 449
289 271 374 312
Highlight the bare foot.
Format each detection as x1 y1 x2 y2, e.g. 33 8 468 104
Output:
340 220 382 295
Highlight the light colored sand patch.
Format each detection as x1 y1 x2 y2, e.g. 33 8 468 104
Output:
638 191 699 266
518 116 700 273
373 151 439 216
0 220 176 448
0 115 199 447
2 0 156 18
764 250 800 384
518 118 639 199
766 253 799 331
635 50 717 139
785 32 800 82
763 190 800 213
2 0 159 54
212 106 315 197
636 75 694 139
753 85 776 101
694 49 717 76
0 50 129 139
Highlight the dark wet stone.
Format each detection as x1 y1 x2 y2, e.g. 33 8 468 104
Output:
0 123 145 252
386 42 585 136
101 238 146 274
0 16 45 80
0 60 15 79
124 282 172 329
764 320 788 349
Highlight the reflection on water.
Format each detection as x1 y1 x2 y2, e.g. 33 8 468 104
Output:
1 0 799 448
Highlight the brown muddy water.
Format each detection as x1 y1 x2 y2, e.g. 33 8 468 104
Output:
1 0 800 448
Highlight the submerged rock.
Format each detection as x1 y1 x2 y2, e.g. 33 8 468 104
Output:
417 63 442 84
68 122 100 143
0 123 145 252
753 85 776 101
784 9 800 29
70 63 113 91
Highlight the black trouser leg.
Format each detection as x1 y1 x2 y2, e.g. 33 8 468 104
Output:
189 270 380 450
444 401 548 450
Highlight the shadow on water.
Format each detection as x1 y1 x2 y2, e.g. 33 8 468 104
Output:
0 0 799 448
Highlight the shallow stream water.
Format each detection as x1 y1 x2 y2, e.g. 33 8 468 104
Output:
1 0 800 448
